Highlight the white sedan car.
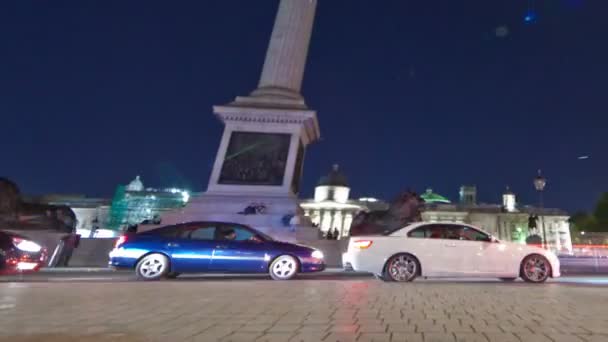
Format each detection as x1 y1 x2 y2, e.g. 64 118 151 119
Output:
342 222 560 283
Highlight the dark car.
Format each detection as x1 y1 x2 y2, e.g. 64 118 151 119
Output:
0 230 47 274
109 221 326 280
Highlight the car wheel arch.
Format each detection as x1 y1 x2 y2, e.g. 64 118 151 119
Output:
382 252 422 276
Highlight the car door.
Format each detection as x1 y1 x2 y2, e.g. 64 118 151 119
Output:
209 224 268 273
460 225 511 275
435 224 480 276
167 223 218 273
404 224 450 276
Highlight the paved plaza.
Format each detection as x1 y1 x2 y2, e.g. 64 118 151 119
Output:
1 277 607 342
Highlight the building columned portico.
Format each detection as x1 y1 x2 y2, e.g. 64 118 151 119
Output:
300 165 387 239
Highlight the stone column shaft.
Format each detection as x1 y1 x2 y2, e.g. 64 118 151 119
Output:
253 0 317 99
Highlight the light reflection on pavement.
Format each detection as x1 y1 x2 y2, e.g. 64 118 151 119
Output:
553 276 608 285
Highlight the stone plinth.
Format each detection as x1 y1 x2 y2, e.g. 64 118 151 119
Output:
148 193 314 242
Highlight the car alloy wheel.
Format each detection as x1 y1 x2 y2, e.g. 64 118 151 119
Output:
521 254 550 283
269 255 298 280
385 254 418 282
136 253 169 280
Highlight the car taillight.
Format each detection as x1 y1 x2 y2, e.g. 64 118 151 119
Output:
353 240 373 249
114 235 128 248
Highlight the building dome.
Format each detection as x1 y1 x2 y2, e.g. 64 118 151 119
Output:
317 164 349 187
421 188 451 204
126 175 144 192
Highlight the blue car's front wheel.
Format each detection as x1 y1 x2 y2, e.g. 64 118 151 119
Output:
269 255 298 281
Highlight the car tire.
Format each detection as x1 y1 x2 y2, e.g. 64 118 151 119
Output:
167 272 180 279
269 255 299 281
135 253 170 281
520 254 551 283
499 278 517 282
383 253 419 282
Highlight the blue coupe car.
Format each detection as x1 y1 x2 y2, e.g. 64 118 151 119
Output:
109 221 325 280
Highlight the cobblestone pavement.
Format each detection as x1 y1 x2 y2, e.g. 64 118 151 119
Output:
0 279 607 342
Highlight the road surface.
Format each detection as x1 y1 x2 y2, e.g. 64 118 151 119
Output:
1 271 607 341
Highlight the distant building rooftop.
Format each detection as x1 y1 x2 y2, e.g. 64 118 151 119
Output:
423 202 568 216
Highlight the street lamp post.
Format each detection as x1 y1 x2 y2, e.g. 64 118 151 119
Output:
533 169 547 249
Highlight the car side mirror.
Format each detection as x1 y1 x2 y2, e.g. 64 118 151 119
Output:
491 236 499 243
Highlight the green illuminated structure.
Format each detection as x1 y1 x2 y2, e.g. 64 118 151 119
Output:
420 189 451 204
107 177 190 231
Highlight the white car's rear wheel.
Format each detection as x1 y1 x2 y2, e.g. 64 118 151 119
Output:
520 254 551 283
269 255 298 280
136 253 170 281
384 254 419 282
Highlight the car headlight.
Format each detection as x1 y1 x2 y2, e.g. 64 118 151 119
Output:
311 250 324 259
12 237 42 253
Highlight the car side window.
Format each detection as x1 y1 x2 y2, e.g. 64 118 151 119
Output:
177 223 217 241
427 225 444 239
217 225 258 242
408 224 491 241
461 226 492 242
407 227 428 238
141 225 179 238
190 227 216 240
407 225 444 239
444 225 463 240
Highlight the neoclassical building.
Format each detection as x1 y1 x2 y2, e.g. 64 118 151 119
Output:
300 165 387 239
302 171 572 251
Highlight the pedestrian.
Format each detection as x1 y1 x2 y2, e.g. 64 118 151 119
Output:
332 228 340 240
58 233 79 266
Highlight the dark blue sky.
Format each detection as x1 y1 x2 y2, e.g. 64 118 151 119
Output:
1 0 606 212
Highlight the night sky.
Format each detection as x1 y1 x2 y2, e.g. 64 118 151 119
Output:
1 0 606 212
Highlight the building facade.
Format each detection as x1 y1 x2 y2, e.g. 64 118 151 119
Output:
421 186 573 253
302 172 573 251
300 165 387 239
23 194 111 237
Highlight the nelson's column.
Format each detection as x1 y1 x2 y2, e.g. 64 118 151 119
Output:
159 0 320 242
